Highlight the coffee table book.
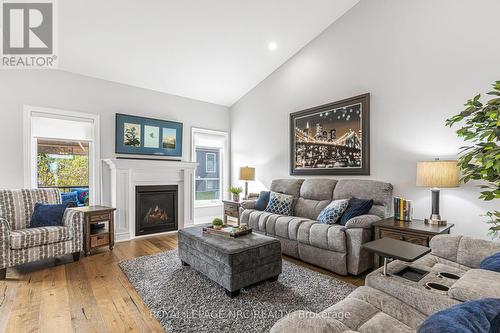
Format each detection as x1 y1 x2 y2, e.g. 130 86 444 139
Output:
202 225 253 238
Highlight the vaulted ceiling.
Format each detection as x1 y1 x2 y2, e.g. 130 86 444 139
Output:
59 0 359 106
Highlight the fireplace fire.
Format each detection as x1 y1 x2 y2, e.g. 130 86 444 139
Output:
144 205 169 225
135 185 178 236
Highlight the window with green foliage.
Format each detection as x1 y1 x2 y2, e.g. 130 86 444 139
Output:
37 140 89 190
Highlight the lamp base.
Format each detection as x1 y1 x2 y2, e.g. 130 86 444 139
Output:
424 218 447 226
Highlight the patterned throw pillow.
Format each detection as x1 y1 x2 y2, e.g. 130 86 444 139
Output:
317 199 350 224
264 192 294 216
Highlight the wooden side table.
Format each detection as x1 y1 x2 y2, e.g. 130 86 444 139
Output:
72 205 116 256
372 217 454 269
223 200 241 225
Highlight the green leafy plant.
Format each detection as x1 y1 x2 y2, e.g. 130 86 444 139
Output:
212 218 223 227
228 186 243 195
445 81 500 238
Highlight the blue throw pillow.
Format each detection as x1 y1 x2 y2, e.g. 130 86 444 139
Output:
254 191 270 211
339 197 374 226
418 298 500 333
480 253 500 273
30 203 68 228
71 188 89 205
61 191 79 205
264 192 294 216
317 199 350 224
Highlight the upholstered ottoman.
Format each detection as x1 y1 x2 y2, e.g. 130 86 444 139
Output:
178 225 282 297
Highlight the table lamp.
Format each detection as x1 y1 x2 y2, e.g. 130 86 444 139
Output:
416 159 459 225
239 166 255 200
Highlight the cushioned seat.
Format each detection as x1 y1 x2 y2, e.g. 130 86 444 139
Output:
271 286 426 333
10 226 74 250
297 221 346 252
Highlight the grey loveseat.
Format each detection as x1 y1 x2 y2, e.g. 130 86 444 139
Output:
240 178 393 275
270 234 500 333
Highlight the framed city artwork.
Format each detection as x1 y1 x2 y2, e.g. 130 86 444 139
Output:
115 113 183 157
290 93 370 175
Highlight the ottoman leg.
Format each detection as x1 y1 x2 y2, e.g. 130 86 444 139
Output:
225 289 240 298
181 260 190 267
268 274 279 282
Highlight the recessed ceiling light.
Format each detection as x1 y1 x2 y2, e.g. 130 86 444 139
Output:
268 42 278 51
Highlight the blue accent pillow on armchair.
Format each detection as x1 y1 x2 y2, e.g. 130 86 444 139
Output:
30 203 68 228
339 197 374 226
417 298 500 333
255 191 270 211
480 252 500 273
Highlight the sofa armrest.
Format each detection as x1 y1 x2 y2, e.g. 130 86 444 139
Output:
344 214 381 229
270 311 352 333
0 217 11 269
240 199 257 210
63 209 84 250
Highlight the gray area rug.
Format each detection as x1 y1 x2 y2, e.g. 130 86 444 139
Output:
119 250 355 333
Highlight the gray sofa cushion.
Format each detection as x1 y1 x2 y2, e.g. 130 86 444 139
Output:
270 310 351 333
333 179 393 218
430 235 500 268
270 179 304 197
344 214 381 229
294 198 331 220
322 286 426 331
267 216 310 240
297 221 346 253
448 269 500 302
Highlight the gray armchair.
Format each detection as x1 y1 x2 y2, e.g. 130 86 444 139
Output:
0 188 83 279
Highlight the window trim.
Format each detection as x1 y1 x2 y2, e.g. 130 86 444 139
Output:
23 105 101 205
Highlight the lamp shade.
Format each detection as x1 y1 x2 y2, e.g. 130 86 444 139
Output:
239 166 255 181
416 160 459 188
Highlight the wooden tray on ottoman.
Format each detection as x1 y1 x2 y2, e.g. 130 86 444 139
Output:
202 225 252 238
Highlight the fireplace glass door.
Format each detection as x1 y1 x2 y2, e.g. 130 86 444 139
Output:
135 185 178 236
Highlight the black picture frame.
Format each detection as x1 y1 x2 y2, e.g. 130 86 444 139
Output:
290 93 370 175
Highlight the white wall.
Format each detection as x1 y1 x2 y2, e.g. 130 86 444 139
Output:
0 70 230 188
230 0 500 238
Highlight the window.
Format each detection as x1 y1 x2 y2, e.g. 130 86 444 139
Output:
24 106 100 205
206 153 216 173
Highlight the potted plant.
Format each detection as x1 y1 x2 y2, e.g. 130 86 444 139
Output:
212 218 224 230
228 186 243 202
446 81 500 238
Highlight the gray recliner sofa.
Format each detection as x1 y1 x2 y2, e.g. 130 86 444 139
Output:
270 234 500 333
240 178 393 275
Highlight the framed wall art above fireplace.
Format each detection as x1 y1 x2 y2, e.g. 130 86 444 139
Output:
115 113 183 157
290 93 370 175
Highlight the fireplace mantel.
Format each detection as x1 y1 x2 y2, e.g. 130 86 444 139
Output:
102 158 197 241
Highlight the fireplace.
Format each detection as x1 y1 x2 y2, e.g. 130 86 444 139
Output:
135 185 178 236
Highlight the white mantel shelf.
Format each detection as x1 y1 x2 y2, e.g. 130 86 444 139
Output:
102 158 197 242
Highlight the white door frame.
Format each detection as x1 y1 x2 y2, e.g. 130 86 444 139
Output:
191 127 229 205
23 105 101 205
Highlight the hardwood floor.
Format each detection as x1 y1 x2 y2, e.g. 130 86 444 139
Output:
0 233 365 333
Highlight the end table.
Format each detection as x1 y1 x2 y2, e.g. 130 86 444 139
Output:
71 205 116 256
223 200 241 226
372 217 454 269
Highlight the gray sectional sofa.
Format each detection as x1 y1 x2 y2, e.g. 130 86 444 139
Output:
270 234 500 333
240 178 393 275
